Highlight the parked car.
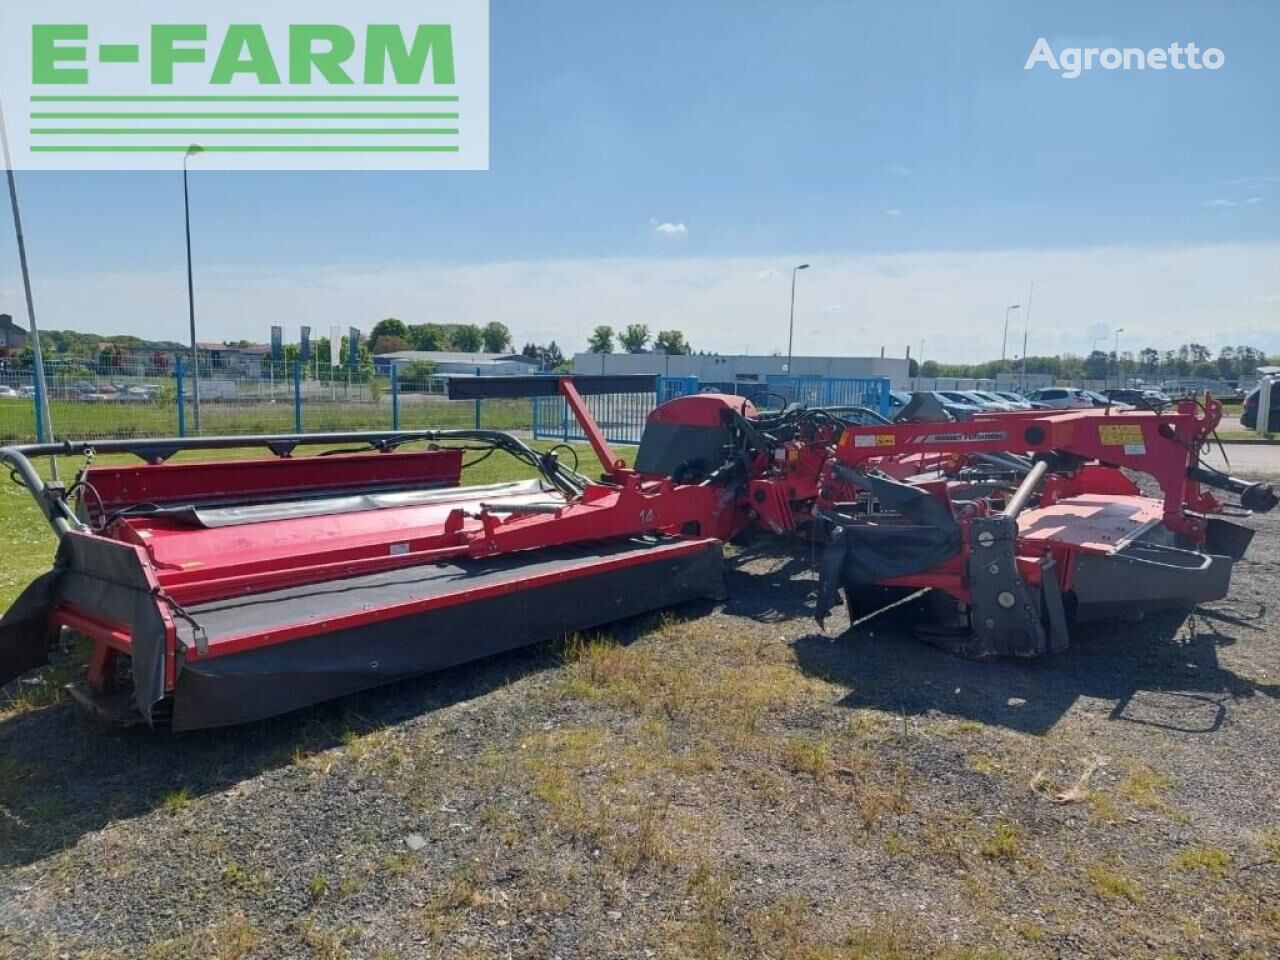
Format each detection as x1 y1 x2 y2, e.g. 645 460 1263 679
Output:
934 390 999 411
970 390 1029 410
0 385 18 399
1103 388 1168 410
957 390 1020 411
1241 380 1280 430
18 385 36 398
925 392 984 419
888 391 976 422
992 391 1033 409
1024 387 1093 410
1076 389 1131 409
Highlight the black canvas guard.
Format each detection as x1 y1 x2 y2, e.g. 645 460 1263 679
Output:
171 538 725 730
816 468 962 623
0 568 61 687
53 534 170 725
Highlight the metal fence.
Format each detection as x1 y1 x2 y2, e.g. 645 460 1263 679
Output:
0 361 538 445
1 363 892 448
763 375 892 413
531 389 659 445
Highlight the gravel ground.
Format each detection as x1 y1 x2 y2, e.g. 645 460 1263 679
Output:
1 507 1278 959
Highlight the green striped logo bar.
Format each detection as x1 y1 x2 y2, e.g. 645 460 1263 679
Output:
0 1 489 170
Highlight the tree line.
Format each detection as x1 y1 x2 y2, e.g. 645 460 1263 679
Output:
921 343 1275 382
584 324 692 355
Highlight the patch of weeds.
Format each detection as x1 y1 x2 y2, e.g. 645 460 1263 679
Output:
681 860 733 960
979 822 1021 862
1172 846 1232 878
1086 862 1143 903
745 895 818 958
1261 830 1280 864
159 788 193 814
1086 790 1120 823
298 919 361 960
138 912 257 960
609 793 671 875
379 851 420 878
842 709 890 741
420 866 490 939
967 753 1000 776
308 873 330 903
781 736 832 778
1118 763 1174 811
220 860 272 896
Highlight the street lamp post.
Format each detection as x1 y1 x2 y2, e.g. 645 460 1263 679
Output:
1000 304 1020 372
1113 327 1125 389
785 263 810 376
183 144 204 433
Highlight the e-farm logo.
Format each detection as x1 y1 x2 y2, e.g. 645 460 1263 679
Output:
0 1 489 170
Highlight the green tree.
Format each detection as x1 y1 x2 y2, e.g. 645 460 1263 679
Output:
620 324 650 353
587 325 615 354
452 324 484 353
399 360 438 385
373 335 411 354
408 323 450 351
370 318 408 343
920 360 939 378
481 321 512 353
1083 350 1109 380
653 330 691 355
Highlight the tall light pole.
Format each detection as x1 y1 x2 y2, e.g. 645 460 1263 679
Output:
785 263 809 376
1000 304 1020 373
1113 327 1125 389
183 144 204 433
1019 282 1034 391
0 94 54 471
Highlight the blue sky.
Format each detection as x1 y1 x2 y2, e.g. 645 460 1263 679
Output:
1 0 1277 360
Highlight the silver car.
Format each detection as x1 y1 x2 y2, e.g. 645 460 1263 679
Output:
1024 387 1093 410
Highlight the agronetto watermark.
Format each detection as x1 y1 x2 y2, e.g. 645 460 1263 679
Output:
0 0 489 170
1024 38 1224 80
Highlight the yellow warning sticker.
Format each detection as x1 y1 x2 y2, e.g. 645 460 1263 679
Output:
1099 424 1144 446
876 434 896 446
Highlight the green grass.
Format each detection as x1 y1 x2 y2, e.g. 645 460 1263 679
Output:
0 396 538 444
1218 429 1278 441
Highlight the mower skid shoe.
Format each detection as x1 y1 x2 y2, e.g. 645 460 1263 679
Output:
960 515 1053 659
170 537 725 730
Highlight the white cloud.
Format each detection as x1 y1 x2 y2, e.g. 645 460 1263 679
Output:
886 163 912 177
11 244 1279 362
651 221 688 236
820 304 843 313
885 208 903 217
1202 198 1239 208
1223 175 1278 187
1246 196 1264 205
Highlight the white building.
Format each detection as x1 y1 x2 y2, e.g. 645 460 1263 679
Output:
572 352 910 388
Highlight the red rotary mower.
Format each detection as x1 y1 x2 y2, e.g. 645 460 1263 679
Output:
0 376 1273 728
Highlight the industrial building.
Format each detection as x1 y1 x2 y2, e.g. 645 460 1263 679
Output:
373 351 541 377
572 351 911 387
